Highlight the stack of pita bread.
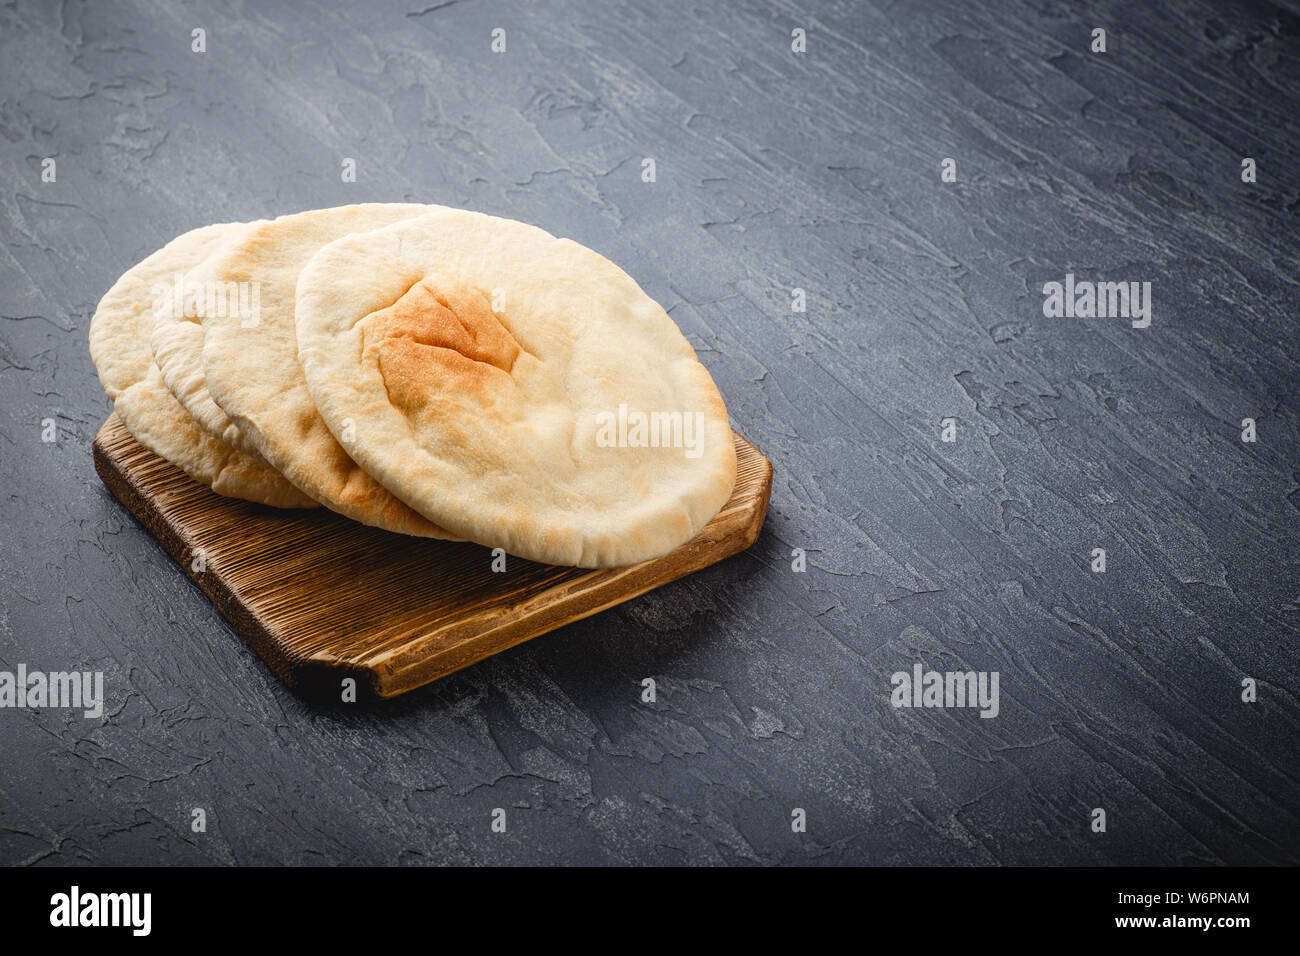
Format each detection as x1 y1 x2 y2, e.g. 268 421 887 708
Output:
89 204 737 568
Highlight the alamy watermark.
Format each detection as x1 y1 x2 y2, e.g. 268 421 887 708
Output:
151 273 261 327
0 665 103 718
50 886 150 936
594 403 705 459
891 663 999 718
1042 273 1151 328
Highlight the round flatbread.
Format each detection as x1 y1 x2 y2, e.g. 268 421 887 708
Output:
150 219 269 455
193 204 453 538
294 207 736 567
89 223 315 509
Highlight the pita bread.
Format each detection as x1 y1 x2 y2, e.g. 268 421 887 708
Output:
149 219 269 455
294 207 736 567
89 223 315 509
193 204 453 538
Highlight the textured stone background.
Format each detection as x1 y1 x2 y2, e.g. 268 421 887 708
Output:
1 0 1297 865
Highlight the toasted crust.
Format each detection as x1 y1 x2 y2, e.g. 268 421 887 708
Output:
193 204 455 538
295 208 736 567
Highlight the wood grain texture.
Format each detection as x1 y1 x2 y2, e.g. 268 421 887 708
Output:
92 413 772 699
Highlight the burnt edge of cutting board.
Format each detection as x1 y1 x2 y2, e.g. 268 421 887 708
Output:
92 413 773 699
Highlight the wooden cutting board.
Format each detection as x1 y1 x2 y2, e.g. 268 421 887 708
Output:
92 413 772 699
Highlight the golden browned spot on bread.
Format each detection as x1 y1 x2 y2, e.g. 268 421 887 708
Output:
360 279 519 415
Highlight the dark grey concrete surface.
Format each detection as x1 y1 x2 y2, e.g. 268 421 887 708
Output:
1 0 1298 865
